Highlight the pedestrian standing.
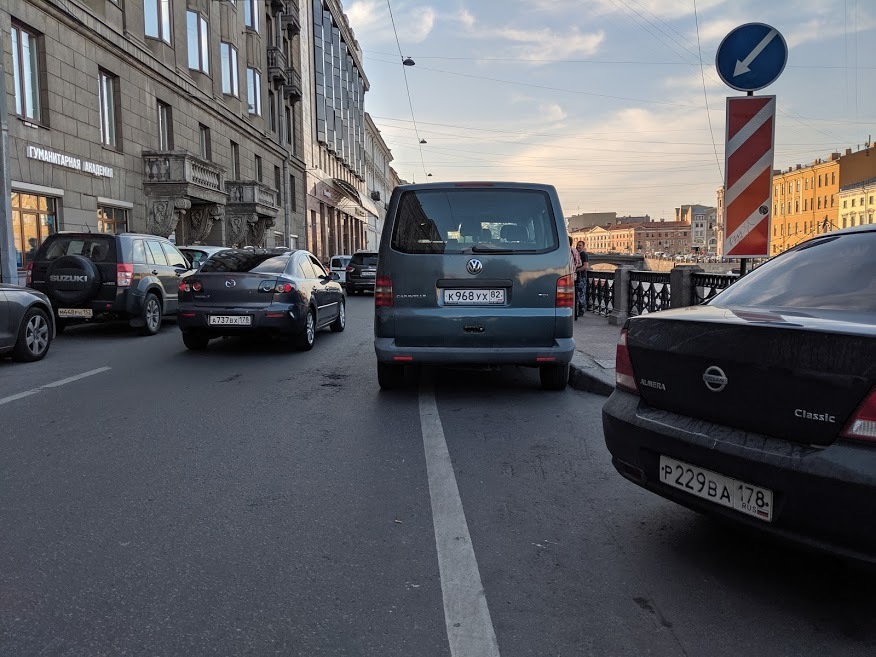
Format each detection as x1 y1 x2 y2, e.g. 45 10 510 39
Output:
569 237 582 320
575 240 589 316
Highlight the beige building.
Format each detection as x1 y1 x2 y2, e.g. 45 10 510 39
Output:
838 177 876 229
364 112 399 250
609 223 638 253
567 212 616 232
575 226 611 253
715 187 725 257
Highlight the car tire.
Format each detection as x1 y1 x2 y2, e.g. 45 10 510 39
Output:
12 307 52 362
296 307 316 351
540 363 569 391
330 300 346 332
377 362 406 389
138 293 162 336
182 331 210 350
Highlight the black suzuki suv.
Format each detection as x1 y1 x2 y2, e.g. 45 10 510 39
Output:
28 233 195 335
345 251 378 295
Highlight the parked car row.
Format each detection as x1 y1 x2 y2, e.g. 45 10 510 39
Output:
2 232 353 362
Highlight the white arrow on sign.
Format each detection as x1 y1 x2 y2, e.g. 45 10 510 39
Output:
733 28 778 77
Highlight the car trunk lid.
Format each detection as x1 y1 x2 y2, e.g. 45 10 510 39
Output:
192 273 279 308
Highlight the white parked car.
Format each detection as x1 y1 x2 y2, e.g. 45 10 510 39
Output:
330 255 352 283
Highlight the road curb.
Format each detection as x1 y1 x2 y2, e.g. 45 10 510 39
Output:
568 352 615 397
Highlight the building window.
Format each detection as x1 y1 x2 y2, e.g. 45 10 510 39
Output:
817 197 821 210
244 0 259 32
285 106 292 145
11 25 42 122
796 180 800 192
818 175 822 187
230 141 240 179
269 90 276 131
831 172 836 185
99 70 119 148
274 166 281 193
187 11 209 74
805 179 809 190
12 192 57 270
246 68 262 116
255 155 263 182
831 195 835 207
199 124 211 160
795 200 799 213
220 43 239 96
851 199 855 207
97 205 128 234
145 0 172 44
290 174 297 211
157 100 173 150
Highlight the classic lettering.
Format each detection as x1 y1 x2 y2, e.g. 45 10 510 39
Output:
794 408 837 423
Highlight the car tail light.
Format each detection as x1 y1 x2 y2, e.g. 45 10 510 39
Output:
615 328 639 394
25 262 33 286
179 281 201 293
275 282 294 293
375 275 393 307
842 388 876 442
556 275 574 308
117 263 134 287
179 281 190 293
346 266 354 273
192 281 202 292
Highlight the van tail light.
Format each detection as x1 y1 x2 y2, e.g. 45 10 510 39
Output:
346 266 354 273
25 262 34 286
556 275 574 308
842 388 876 442
375 275 393 307
117 263 134 287
615 328 639 394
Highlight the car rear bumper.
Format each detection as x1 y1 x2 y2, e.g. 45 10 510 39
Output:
177 304 305 335
51 289 140 319
347 277 376 288
602 388 876 562
374 337 575 365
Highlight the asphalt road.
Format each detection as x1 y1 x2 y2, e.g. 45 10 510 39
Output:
1 295 875 656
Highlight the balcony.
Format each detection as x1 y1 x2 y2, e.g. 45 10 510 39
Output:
142 150 226 205
226 181 280 218
267 47 289 85
280 0 301 34
283 68 302 102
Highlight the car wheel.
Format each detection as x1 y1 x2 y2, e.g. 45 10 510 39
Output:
182 331 210 351
330 300 346 332
139 293 162 336
377 362 406 389
539 363 569 391
296 308 316 350
12 307 52 362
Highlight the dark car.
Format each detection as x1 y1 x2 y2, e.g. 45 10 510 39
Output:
177 245 230 270
28 232 195 335
345 251 378 295
603 226 876 561
176 249 345 351
0 284 55 362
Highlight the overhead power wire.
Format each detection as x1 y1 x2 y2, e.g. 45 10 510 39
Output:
693 0 723 183
385 0 428 179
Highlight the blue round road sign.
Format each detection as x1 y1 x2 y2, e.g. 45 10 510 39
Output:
716 23 788 92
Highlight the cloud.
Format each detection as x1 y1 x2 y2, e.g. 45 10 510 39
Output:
345 2 437 45
473 25 605 62
408 7 437 43
539 102 568 122
456 8 476 29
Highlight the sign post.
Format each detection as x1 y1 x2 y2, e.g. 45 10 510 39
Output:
716 23 788 272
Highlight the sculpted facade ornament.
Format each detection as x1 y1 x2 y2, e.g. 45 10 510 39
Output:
188 204 225 243
226 213 254 247
146 197 191 237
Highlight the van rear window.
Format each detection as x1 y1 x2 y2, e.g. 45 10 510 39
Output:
391 189 559 254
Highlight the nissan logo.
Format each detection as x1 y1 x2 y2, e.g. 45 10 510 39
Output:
703 366 728 393
466 258 483 275
225 279 236 288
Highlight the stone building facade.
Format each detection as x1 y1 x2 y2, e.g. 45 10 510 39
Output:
364 111 396 250
1 0 307 283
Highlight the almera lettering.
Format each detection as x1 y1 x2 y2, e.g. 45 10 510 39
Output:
795 409 836 423
26 145 114 178
640 379 666 391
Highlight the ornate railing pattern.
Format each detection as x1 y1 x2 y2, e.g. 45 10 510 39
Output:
188 160 222 191
586 272 615 317
267 47 289 83
256 184 278 208
692 273 737 304
628 271 671 316
143 151 224 193
280 0 301 31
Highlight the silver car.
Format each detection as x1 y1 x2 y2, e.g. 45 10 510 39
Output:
374 181 575 390
0 284 55 362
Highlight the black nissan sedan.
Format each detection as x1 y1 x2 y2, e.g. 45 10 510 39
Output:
603 225 876 561
177 249 345 351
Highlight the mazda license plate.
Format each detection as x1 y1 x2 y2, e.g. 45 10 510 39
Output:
208 315 252 326
443 289 506 305
659 456 773 522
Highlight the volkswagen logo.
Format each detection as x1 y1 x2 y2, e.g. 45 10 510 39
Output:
703 366 728 393
225 279 236 288
466 258 483 275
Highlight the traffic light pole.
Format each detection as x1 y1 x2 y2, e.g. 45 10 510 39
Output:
0 27 17 284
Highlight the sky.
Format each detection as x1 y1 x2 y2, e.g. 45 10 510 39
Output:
345 0 876 220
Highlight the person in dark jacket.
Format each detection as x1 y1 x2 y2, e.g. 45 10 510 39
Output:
575 240 589 316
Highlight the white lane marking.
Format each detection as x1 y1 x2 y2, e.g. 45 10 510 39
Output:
0 367 111 406
419 381 501 657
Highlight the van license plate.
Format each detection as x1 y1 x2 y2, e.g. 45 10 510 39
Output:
444 289 506 305
659 456 773 522
58 308 93 318
209 315 252 326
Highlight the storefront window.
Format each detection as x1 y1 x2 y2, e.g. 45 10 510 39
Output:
12 192 57 269
97 205 128 234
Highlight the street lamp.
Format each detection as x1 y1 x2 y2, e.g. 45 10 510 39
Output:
419 139 427 144
402 57 415 66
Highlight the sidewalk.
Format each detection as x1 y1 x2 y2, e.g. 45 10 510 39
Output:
569 312 621 396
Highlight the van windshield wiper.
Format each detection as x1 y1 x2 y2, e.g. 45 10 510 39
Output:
470 244 538 254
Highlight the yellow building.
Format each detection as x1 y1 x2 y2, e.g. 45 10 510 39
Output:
770 145 876 254
838 177 876 229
